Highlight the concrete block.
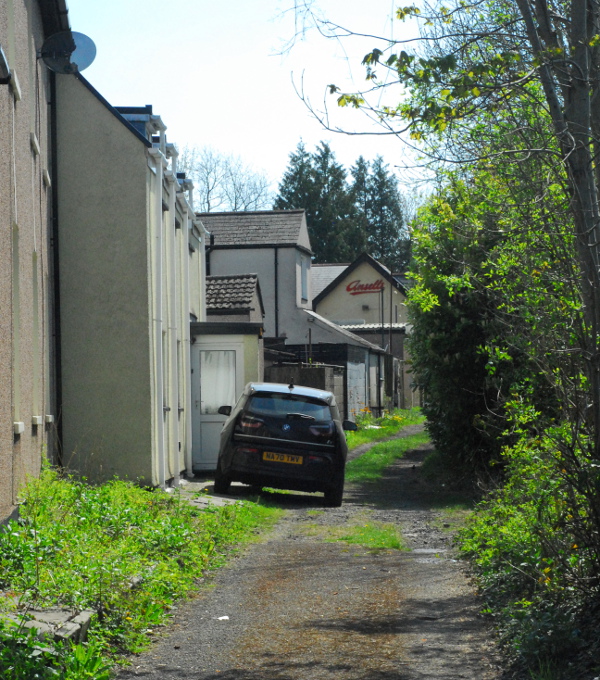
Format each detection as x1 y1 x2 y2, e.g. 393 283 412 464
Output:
71 610 95 640
22 619 53 641
54 621 81 641
28 608 72 626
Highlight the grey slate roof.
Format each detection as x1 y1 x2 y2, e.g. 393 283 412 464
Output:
197 210 307 248
206 274 261 312
311 264 349 298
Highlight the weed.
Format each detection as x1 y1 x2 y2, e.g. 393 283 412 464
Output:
0 468 282 678
329 521 406 551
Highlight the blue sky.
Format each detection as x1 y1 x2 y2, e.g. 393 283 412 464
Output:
66 1 413 190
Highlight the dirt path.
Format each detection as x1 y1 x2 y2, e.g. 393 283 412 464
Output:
117 433 502 679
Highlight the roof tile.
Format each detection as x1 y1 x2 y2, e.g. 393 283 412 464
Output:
206 274 259 311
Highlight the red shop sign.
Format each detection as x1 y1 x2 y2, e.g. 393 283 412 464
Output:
346 279 385 296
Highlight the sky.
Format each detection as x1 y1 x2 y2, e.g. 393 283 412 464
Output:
65 1 417 192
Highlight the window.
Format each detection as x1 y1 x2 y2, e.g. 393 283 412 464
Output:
248 393 331 421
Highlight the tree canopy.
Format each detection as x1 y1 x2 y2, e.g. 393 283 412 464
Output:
274 141 410 268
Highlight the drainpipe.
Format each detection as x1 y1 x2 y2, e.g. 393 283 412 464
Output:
166 167 179 486
378 353 383 416
380 286 384 348
182 214 193 477
389 278 393 351
49 72 63 464
149 147 166 488
274 246 279 337
206 232 214 275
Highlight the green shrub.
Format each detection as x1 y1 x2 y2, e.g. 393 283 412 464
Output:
459 419 598 672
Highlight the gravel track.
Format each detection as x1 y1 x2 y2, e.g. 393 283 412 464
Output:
117 429 502 679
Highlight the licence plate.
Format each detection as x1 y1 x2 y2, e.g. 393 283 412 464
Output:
263 451 303 465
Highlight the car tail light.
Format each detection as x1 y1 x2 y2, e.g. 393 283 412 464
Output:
309 423 334 438
236 415 264 432
308 455 325 463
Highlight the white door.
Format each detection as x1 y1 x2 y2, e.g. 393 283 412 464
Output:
191 339 244 470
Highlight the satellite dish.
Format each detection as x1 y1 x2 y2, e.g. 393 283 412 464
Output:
40 31 96 74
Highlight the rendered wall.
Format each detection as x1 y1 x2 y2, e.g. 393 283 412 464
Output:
315 261 407 326
243 334 263 384
0 0 55 521
55 74 154 483
209 246 310 341
210 248 276 332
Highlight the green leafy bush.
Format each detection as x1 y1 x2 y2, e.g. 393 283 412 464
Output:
459 417 599 672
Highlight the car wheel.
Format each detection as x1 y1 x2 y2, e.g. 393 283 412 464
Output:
324 474 344 507
213 462 231 494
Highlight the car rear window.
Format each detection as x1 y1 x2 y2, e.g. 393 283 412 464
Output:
247 393 331 421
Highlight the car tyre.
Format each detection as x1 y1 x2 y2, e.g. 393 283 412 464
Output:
324 473 344 507
213 462 231 494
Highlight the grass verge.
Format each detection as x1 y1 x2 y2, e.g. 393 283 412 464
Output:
345 408 425 449
0 468 282 679
346 431 430 483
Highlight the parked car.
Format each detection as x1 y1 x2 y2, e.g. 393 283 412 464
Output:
213 382 357 506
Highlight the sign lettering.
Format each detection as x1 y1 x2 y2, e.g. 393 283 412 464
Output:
346 279 385 296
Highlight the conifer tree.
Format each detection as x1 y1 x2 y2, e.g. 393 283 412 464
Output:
274 142 364 262
366 157 410 272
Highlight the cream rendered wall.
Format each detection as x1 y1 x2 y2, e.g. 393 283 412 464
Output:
315 261 408 326
56 74 154 483
188 226 204 321
243 334 263 384
0 0 55 521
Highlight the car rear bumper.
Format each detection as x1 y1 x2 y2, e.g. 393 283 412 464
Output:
224 443 343 493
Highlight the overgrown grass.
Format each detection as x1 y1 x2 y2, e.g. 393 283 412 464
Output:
345 408 425 449
346 431 430 483
300 513 405 552
0 468 282 679
329 521 405 551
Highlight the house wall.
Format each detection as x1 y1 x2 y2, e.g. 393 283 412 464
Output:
55 74 154 483
188 226 204 321
0 0 56 521
210 246 309 340
243 334 264 384
315 261 407 326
